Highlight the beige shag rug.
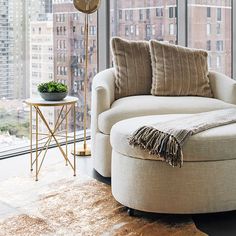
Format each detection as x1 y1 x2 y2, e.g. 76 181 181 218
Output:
0 174 207 236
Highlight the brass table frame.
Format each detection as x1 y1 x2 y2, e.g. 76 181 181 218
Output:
25 98 78 181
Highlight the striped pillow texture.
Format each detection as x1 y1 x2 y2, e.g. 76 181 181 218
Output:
111 37 152 99
150 40 213 97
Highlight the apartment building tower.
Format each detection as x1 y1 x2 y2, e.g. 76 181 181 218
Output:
188 0 231 76
53 0 97 130
0 0 26 99
30 19 55 132
111 0 231 76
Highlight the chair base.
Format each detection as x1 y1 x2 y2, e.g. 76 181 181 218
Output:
112 150 236 214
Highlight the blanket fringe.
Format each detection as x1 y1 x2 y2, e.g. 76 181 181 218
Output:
129 126 183 167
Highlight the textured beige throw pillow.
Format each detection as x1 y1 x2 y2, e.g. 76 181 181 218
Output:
150 40 213 97
111 37 152 99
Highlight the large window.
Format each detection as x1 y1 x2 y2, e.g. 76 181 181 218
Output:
0 0 97 156
110 0 177 42
0 0 235 157
188 0 231 76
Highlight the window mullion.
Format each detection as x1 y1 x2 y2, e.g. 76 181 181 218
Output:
97 0 110 71
177 0 187 46
232 0 236 78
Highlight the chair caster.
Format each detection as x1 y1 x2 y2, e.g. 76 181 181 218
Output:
127 208 134 216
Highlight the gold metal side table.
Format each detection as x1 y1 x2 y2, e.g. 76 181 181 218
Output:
25 96 78 181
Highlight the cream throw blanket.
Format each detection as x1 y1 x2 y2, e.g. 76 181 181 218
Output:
129 108 236 167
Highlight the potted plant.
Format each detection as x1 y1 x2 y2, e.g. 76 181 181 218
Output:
38 81 68 101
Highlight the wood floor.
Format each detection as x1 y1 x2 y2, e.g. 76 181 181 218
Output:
0 143 236 236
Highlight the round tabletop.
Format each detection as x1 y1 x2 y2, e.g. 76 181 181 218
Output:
24 96 78 106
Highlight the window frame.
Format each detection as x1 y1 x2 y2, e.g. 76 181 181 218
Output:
4 0 235 159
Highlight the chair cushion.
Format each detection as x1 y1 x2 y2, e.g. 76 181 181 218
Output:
98 95 236 135
150 40 213 97
111 37 152 99
110 114 236 162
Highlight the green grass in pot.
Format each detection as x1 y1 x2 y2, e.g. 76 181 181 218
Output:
38 81 68 93
38 81 68 101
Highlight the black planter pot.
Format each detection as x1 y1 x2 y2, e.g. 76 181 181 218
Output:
39 92 68 101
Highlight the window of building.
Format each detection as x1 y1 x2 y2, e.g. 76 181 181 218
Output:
169 7 177 18
90 26 96 35
216 40 223 51
135 25 139 36
81 26 85 35
130 10 133 21
207 7 211 18
152 25 155 35
64 67 67 75
216 55 221 68
169 7 174 18
139 9 144 20
216 23 221 34
125 26 129 36
217 8 222 21
146 24 151 36
207 23 211 35
125 10 129 21
169 23 175 35
156 8 163 17
206 40 211 51
130 25 134 34
119 10 122 20
146 9 150 20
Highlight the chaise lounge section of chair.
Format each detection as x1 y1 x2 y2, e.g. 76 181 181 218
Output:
91 68 236 177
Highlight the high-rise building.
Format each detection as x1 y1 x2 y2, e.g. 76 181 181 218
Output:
0 0 25 99
0 0 13 99
30 20 55 133
44 0 53 14
0 0 53 100
25 0 53 99
53 0 97 130
111 0 177 43
188 0 231 76
28 1 54 133
111 0 231 76
11 0 27 99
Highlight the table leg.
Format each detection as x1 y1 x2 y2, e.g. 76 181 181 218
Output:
35 106 39 181
73 103 76 177
66 105 68 166
30 105 33 171
35 106 74 170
